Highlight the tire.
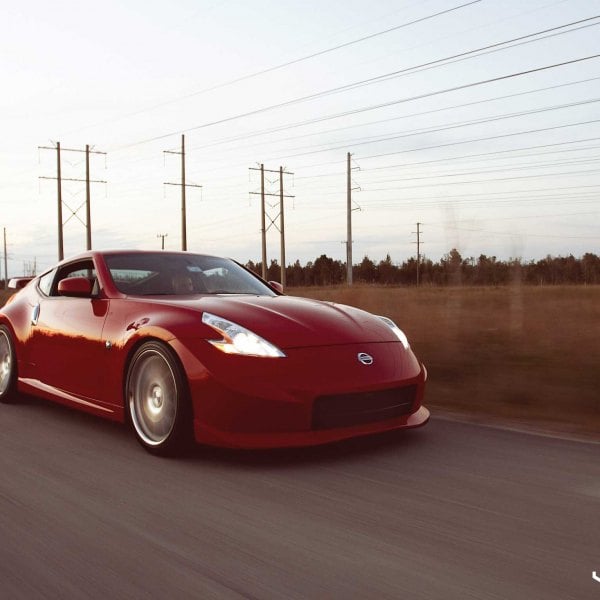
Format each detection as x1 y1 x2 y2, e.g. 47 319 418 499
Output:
0 325 18 404
125 341 193 456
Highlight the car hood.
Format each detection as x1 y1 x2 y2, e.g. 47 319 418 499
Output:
152 294 401 349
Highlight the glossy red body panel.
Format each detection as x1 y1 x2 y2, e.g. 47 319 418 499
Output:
0 250 429 449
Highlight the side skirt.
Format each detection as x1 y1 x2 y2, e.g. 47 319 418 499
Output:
18 377 124 422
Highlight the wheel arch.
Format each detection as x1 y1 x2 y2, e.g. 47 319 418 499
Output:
0 315 16 337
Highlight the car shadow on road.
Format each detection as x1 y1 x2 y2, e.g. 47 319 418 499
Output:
186 425 433 469
9 393 138 447
10 393 433 468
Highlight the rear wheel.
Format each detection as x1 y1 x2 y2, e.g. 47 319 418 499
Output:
0 325 17 404
126 341 192 456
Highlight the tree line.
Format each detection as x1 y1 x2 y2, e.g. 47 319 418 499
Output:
246 250 600 286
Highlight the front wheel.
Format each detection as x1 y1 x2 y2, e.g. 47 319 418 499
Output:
0 325 18 404
126 341 193 456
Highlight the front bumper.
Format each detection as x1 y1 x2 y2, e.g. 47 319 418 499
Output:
194 405 429 449
171 339 429 449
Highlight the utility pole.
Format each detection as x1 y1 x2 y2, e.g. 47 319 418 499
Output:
39 142 106 261
164 134 202 251
345 152 361 285
412 222 423 286
85 145 92 250
57 142 63 260
157 233 168 250
279 166 286 287
261 164 266 278
3 228 7 289
249 164 294 282
347 152 352 285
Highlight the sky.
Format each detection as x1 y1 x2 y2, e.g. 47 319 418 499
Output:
1 0 599 276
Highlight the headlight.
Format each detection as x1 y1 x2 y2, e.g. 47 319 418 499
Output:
378 316 410 349
202 312 286 357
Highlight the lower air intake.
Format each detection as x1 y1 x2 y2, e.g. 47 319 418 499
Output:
312 385 417 430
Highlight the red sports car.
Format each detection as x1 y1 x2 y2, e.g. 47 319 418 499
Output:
0 251 429 455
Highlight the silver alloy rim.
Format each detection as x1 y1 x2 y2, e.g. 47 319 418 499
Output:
0 331 12 395
128 349 177 446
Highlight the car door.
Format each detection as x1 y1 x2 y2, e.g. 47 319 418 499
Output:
30 258 110 404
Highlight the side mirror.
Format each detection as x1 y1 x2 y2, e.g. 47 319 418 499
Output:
57 276 93 297
268 281 284 294
8 277 33 290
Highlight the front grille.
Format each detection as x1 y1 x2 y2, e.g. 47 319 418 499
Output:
312 385 417 430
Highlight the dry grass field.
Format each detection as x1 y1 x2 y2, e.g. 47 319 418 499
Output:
1 285 598 437
290 284 600 438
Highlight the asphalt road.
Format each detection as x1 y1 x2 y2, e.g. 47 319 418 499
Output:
0 397 598 600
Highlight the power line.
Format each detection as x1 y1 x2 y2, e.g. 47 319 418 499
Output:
297 147 600 182
227 0 482 89
180 74 600 176
359 118 600 161
363 195 600 211
361 167 600 192
186 76 600 154
300 183 600 206
360 138 600 173
295 134 600 172
115 46 600 150
333 18 600 95
13 76 591 207
102 73 600 181
293 138 600 181
257 97 600 159
282 200 600 235
358 156 600 187
295 157 600 196
63 0 483 139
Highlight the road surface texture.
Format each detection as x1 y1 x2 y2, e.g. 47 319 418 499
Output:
0 396 598 599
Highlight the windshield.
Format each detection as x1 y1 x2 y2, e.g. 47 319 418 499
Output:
104 253 276 297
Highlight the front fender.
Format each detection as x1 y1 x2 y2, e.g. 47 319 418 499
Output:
99 299 208 416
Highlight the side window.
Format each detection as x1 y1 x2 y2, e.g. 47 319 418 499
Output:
64 266 96 279
37 269 56 297
51 260 97 296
